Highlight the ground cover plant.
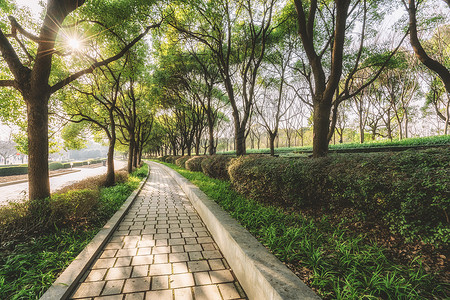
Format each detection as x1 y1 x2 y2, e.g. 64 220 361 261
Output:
156 159 449 299
0 164 148 299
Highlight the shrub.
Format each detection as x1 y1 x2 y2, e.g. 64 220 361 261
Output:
48 162 63 171
175 156 191 168
185 156 206 172
165 156 182 164
48 189 100 228
201 155 235 181
0 165 28 176
228 148 450 245
159 155 171 163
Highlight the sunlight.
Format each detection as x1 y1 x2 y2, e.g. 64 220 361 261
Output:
68 38 81 51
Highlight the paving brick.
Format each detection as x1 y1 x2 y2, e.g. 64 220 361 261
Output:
172 262 188 274
202 243 216 251
208 259 225 270
145 290 173 300
94 295 124 300
124 292 144 300
184 244 202 252
168 238 185 246
122 277 151 293
169 252 189 263
102 280 124 295
218 283 241 299
193 272 212 285
115 257 132 267
116 249 138 257
92 258 116 269
72 281 105 298
86 269 108 282
184 238 197 245
131 265 149 278
101 250 118 258
188 252 203 261
131 255 153 266
151 275 169 290
171 245 184 253
104 267 132 281
202 250 222 259
104 243 122 250
137 240 155 248
152 246 170 254
174 288 193 300
210 270 234 283
193 285 222 300
137 247 152 256
170 273 195 288
149 263 172 276
196 237 214 244
155 239 168 246
187 261 210 272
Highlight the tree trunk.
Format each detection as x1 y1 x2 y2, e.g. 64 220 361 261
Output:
127 134 135 173
235 125 246 156
312 100 332 158
26 98 50 200
105 136 116 187
269 132 276 156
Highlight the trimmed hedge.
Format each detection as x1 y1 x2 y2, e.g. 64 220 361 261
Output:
0 165 28 176
175 156 191 168
185 156 206 172
165 156 182 164
228 148 450 245
48 162 64 171
0 159 106 176
201 155 235 181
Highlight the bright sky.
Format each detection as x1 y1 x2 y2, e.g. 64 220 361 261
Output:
14 0 44 17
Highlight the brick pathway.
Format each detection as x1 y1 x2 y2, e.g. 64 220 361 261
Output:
69 164 247 300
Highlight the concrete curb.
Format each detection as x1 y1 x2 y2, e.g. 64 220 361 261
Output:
39 166 150 300
0 169 81 187
155 161 320 300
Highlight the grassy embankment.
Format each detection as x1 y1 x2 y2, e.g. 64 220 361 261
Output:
157 158 449 299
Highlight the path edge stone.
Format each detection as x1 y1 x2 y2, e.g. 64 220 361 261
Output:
155 162 320 300
39 165 150 300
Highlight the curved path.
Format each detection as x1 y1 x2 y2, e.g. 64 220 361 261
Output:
69 163 247 300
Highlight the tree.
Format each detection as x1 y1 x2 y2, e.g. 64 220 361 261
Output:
168 0 277 155
292 0 407 157
0 0 161 200
0 140 17 164
63 57 129 186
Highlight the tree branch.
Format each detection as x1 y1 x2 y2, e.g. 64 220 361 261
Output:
0 28 29 84
8 16 40 42
0 80 16 87
50 22 162 93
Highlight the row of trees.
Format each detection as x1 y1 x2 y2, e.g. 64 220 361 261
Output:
0 0 449 200
147 0 449 156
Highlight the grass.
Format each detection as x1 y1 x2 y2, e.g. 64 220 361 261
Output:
218 135 450 155
158 161 449 299
0 164 148 300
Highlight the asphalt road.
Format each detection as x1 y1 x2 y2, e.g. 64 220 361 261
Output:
0 160 127 206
